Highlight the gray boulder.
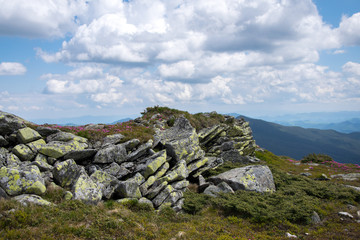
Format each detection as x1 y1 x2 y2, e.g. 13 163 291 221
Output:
93 144 127 164
126 140 153 162
0 165 46 196
63 149 97 162
0 111 29 135
13 194 53 206
203 185 222 197
0 135 8 147
142 150 167 178
159 160 188 183
117 181 141 199
46 132 87 143
53 159 84 188
102 134 125 147
152 185 174 208
35 126 61 137
103 162 130 179
0 186 9 199
40 140 88 159
331 173 360 181
12 144 36 161
208 165 276 193
32 154 53 171
17 127 42 144
90 170 119 199
72 172 102 204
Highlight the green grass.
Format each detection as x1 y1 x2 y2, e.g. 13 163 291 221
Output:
1 149 360 239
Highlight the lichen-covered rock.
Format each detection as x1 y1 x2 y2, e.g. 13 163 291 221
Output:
153 162 169 180
46 132 87 143
126 140 153 162
0 135 8 147
102 134 124 147
143 150 167 179
123 139 141 151
128 172 145 185
0 147 8 167
103 162 130 179
145 180 168 200
93 144 126 164
187 157 208 174
198 125 227 146
63 149 97 162
155 117 204 163
13 194 53 206
162 190 183 207
152 184 176 208
90 170 119 199
40 140 88 159
139 197 154 208
203 185 222 197
72 172 102 204
117 180 141 199
6 152 21 166
191 157 224 178
12 144 36 161
17 127 42 144
27 139 46 153
171 179 189 191
0 165 46 196
0 186 9 199
139 176 156 195
208 165 276 193
0 111 29 135
35 126 61 138
159 160 188 183
52 159 84 188
32 154 53 171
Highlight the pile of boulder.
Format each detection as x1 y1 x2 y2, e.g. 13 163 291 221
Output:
0 110 276 210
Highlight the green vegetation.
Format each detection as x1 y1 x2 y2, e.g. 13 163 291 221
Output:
301 153 334 163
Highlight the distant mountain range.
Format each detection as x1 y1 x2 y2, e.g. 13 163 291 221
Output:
30 116 134 126
238 116 360 164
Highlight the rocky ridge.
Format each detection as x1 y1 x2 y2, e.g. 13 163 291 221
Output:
0 110 275 211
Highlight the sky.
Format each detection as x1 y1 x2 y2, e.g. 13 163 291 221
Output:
0 0 360 123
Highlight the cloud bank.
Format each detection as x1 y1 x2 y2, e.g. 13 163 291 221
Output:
0 0 359 116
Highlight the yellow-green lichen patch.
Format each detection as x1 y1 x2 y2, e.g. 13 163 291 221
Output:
153 162 170 180
187 157 208 173
0 166 45 196
17 127 41 144
40 140 88 158
143 150 167 179
12 144 36 161
27 139 46 153
72 173 102 204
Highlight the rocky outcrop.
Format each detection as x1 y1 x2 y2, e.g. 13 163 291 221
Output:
198 117 257 162
0 110 271 211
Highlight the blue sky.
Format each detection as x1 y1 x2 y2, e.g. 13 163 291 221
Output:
0 0 360 123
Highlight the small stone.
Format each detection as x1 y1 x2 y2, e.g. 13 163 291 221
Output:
285 232 297 238
338 212 354 219
311 211 321 224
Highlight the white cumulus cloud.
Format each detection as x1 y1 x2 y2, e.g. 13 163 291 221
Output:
0 62 26 75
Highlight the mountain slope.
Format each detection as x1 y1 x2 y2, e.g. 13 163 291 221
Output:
240 116 360 164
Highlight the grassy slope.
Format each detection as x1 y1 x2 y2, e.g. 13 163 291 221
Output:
1 150 359 240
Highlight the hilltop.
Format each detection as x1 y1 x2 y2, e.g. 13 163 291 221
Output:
1 107 360 239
